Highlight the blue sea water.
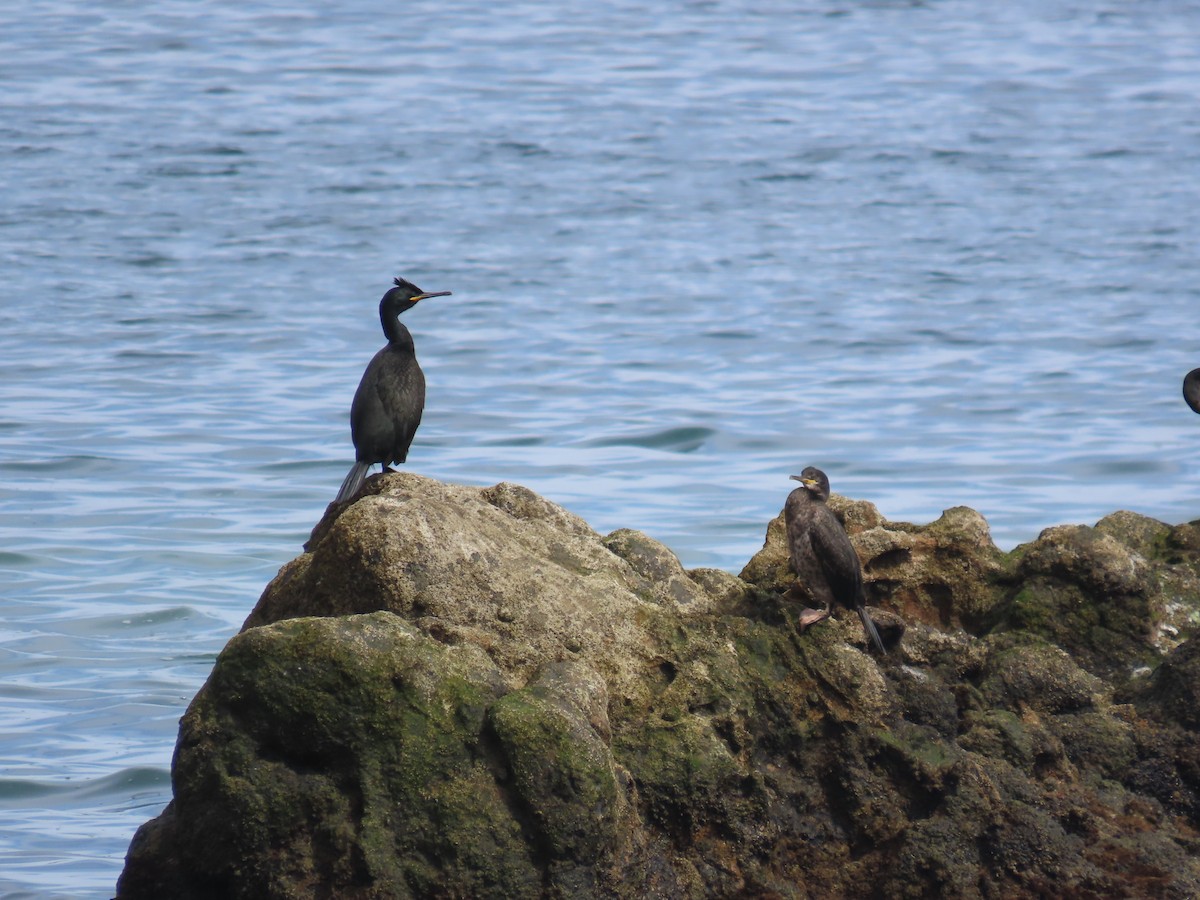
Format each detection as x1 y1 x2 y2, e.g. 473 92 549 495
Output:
2 0 1199 894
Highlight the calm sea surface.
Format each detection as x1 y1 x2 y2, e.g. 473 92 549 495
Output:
2 0 1199 894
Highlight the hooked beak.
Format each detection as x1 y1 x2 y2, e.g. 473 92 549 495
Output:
413 290 452 302
790 475 818 488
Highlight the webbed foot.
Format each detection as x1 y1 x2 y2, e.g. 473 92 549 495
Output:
797 607 832 631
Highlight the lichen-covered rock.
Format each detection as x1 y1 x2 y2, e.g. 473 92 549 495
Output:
120 476 1200 900
978 638 1106 715
858 505 1009 631
1017 524 1147 596
1142 637 1200 730
248 474 731 703
999 515 1200 678
603 528 729 613
1096 509 1173 558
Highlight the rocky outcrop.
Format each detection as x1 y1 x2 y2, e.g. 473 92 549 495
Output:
119 474 1200 899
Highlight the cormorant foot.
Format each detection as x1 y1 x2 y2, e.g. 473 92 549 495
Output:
797 607 831 631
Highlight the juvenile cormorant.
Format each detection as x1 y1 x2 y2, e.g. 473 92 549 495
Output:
334 277 451 503
1185 369 1200 414
784 466 886 654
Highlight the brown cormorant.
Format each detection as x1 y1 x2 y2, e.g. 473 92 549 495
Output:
784 466 886 654
1185 369 1200 414
334 277 451 503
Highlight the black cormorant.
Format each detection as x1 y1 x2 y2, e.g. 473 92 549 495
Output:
1185 369 1200 414
784 466 886 654
334 277 451 503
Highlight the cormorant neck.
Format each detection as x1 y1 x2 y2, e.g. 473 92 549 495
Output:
381 309 414 350
794 487 825 504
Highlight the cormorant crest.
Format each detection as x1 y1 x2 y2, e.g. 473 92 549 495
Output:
392 276 418 291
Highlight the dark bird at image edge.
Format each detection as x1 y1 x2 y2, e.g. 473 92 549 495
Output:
784 466 887 654
1185 368 1200 415
335 277 451 503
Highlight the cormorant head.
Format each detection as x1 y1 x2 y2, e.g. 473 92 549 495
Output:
1185 368 1200 415
789 466 831 501
381 276 452 316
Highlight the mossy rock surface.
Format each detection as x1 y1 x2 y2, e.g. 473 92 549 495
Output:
120 612 539 899
997 516 1200 677
119 475 1200 899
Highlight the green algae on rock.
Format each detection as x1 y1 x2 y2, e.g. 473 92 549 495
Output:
119 612 538 899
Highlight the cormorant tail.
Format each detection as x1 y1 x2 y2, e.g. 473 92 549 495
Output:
335 461 371 504
858 606 886 655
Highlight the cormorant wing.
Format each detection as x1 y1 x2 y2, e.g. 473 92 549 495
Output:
809 509 865 607
348 352 392 460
